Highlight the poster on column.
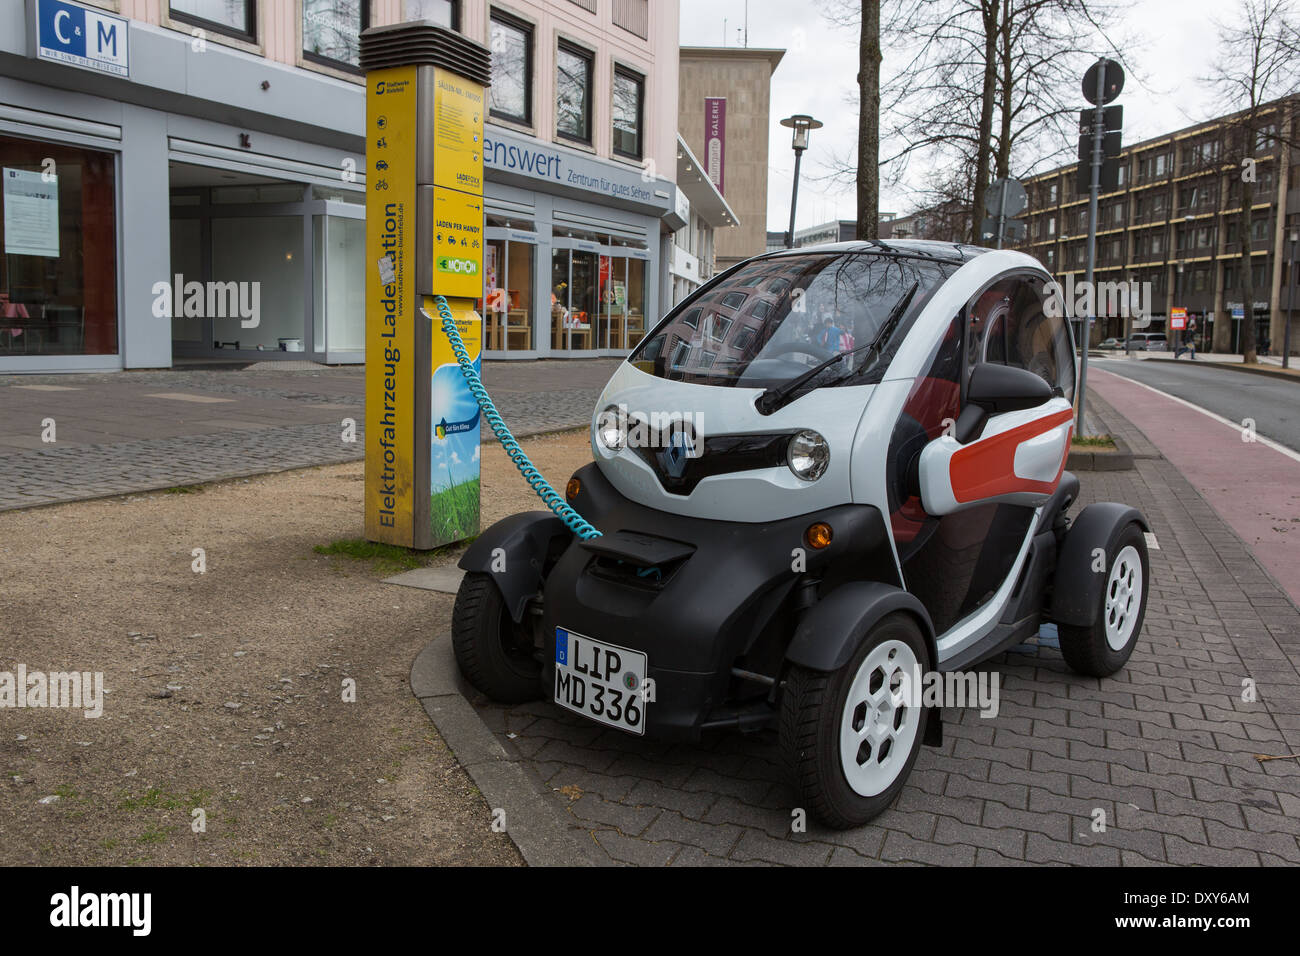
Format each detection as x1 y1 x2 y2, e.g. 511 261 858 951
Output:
428 296 482 546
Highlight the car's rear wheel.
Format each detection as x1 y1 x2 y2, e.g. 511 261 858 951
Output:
452 571 542 703
781 612 930 829
1059 522 1148 677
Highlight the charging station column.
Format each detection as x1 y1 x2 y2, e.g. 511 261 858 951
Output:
360 21 491 550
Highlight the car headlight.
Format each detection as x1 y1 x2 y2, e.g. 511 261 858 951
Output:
596 405 626 451
787 430 829 481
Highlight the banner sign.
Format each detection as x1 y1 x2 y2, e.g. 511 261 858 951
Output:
704 97 726 194
365 65 419 545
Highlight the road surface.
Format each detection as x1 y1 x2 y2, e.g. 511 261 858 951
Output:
1088 357 1300 452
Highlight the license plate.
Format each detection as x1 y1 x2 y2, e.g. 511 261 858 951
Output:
553 628 647 736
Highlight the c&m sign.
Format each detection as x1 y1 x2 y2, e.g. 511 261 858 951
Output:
34 0 129 77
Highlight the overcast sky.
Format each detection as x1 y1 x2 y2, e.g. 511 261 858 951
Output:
679 0 1229 234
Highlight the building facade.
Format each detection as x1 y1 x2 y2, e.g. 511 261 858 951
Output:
0 0 680 372
667 133 737 307
1017 95 1300 353
677 45 782 272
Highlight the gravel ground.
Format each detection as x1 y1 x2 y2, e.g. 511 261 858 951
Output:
0 427 593 866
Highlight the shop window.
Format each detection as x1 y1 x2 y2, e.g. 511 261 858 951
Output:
1 136 118 356
612 67 644 159
556 42 594 144
404 0 457 28
489 10 532 124
170 0 257 41
303 0 369 71
481 237 534 351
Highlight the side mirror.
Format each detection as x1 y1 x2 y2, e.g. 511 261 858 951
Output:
954 363 1058 443
966 363 1055 414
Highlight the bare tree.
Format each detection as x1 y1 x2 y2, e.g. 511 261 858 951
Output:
1205 0 1300 362
858 1 883 239
821 0 1130 242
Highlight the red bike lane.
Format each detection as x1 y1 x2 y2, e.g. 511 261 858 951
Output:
1087 366 1300 607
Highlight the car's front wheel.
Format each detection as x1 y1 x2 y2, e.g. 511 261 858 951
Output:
452 572 542 703
780 612 930 829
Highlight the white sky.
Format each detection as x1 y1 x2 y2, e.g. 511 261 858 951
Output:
680 0 1227 233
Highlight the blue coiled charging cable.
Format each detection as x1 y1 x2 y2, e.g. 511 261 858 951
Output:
425 296 602 540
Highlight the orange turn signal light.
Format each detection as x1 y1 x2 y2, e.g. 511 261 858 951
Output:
805 522 833 550
566 477 581 501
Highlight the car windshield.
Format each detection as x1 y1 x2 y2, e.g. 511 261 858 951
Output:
629 253 954 388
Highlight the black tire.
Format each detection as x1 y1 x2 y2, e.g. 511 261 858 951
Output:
452 571 542 703
780 612 931 829
1059 521 1148 677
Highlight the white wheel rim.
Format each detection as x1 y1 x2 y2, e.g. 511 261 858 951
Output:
839 639 921 797
1104 545 1142 651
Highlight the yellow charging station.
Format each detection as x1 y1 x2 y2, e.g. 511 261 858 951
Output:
359 22 491 550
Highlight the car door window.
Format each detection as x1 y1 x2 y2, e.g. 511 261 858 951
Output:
964 275 1076 402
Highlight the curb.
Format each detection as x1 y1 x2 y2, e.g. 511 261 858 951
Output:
1143 357 1300 383
1066 435 1136 471
409 633 606 867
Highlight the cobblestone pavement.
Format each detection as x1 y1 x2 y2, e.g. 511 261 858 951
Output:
468 395 1300 866
0 360 619 510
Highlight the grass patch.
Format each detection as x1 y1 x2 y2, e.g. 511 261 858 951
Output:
162 484 205 494
313 538 431 574
313 537 459 575
1072 434 1116 449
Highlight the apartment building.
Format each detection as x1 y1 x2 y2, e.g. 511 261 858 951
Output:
1017 96 1300 353
678 45 783 271
0 0 680 371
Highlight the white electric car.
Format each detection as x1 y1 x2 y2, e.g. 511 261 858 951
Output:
453 240 1151 827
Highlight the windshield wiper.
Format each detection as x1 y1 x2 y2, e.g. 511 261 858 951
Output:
755 280 920 415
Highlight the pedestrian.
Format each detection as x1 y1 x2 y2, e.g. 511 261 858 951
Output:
1176 316 1197 360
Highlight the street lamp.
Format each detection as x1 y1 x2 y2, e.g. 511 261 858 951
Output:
780 113 822 249
1286 225 1298 370
1175 260 1185 357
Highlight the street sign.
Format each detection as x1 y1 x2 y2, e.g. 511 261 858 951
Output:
1078 131 1121 161
985 177 1028 218
1083 58 1124 105
1079 106 1123 135
1076 155 1120 193
981 216 1026 242
1170 306 1187 330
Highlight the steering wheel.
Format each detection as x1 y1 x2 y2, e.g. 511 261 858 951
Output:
764 340 835 363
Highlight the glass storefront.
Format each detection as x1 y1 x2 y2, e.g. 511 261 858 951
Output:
1 135 118 356
314 214 365 352
543 231 648 355
479 229 535 351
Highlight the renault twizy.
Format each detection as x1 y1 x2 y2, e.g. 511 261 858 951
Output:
452 240 1150 828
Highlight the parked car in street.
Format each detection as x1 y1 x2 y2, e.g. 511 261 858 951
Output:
1127 333 1168 351
1097 337 1122 350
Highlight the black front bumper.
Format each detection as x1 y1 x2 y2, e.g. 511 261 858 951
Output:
540 463 894 740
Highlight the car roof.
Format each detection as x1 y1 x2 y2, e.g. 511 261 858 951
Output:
763 238 990 265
